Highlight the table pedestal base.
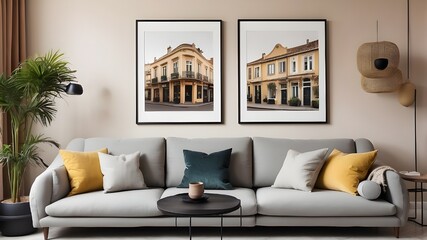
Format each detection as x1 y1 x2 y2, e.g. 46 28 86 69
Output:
408 182 427 226
175 207 242 240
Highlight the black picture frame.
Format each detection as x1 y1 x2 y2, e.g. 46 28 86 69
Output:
136 20 222 124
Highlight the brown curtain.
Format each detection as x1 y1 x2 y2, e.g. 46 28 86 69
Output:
0 0 26 199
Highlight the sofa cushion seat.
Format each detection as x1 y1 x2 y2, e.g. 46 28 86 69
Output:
45 188 164 217
257 187 396 217
162 187 257 216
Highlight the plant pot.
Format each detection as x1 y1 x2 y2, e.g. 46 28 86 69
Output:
0 199 36 236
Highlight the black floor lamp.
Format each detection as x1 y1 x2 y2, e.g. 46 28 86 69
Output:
65 82 84 95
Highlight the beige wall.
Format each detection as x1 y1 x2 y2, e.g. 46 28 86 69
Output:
24 0 427 193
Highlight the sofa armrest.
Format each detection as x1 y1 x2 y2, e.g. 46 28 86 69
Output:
383 171 409 226
29 165 71 228
29 169 53 228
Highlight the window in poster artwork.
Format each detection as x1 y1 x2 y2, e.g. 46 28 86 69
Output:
267 63 275 75
292 82 299 98
255 66 260 78
304 55 314 71
291 57 297 74
279 61 286 73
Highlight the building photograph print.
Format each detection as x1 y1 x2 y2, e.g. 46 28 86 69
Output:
136 20 222 123
238 20 327 123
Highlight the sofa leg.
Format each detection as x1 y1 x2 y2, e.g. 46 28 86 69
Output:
394 227 400 238
43 227 49 240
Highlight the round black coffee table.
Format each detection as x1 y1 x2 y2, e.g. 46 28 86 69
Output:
157 193 241 239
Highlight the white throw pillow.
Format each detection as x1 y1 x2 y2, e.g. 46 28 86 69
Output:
98 152 147 193
272 148 329 191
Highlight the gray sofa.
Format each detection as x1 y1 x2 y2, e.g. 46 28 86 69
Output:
29 137 408 239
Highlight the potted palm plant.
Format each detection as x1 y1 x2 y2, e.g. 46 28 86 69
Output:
0 51 81 236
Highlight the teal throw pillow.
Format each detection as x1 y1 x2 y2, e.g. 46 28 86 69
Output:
178 148 233 190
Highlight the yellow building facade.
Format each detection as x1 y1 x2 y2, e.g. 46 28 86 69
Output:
145 43 214 104
247 40 320 108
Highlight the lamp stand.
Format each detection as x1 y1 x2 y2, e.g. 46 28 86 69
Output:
414 89 418 172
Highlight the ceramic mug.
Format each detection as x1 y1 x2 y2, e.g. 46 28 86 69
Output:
188 182 204 199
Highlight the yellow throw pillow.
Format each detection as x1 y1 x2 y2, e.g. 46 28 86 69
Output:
60 148 108 196
315 149 377 195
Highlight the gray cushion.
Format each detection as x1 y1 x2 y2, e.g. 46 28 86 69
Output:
256 187 396 217
60 138 165 187
358 180 381 200
46 188 164 217
256 215 400 227
166 137 253 188
253 138 370 187
98 152 147 193
162 187 257 216
272 148 328 191
51 166 70 202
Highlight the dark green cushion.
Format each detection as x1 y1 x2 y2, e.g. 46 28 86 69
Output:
178 148 233 190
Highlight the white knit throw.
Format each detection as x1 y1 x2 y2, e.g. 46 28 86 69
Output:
367 166 397 192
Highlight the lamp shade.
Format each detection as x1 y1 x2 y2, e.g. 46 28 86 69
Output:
398 81 416 107
357 41 402 93
361 69 403 93
65 83 83 95
357 41 400 78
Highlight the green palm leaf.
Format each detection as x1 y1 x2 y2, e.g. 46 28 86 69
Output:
0 50 77 203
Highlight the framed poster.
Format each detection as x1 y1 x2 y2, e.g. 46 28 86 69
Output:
136 20 222 124
238 19 327 123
